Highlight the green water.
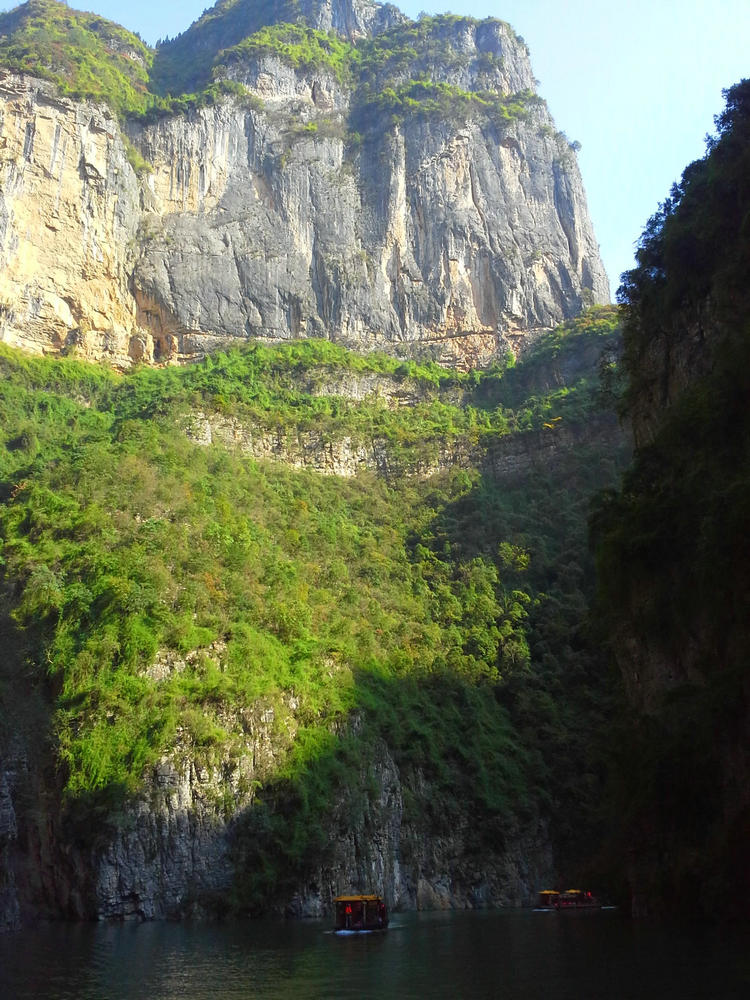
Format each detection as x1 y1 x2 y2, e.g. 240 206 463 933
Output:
1 909 748 999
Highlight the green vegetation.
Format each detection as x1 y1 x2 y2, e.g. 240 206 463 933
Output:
149 0 305 97
352 15 542 132
215 24 359 87
349 14 542 130
0 3 543 139
0 0 153 116
591 79 750 918
355 14 490 87
0 311 625 906
0 0 254 120
136 79 259 123
356 13 519 79
618 79 750 413
353 81 541 130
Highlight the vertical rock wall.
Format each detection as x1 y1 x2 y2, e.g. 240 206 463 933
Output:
0 73 140 365
0 15 608 368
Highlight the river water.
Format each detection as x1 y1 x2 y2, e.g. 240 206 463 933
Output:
1 909 748 999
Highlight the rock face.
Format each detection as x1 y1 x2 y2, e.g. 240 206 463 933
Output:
0 665 552 922
183 408 480 479
0 2 611 929
268 0 406 39
38 712 551 921
0 7 608 368
0 764 20 931
183 405 619 481
595 79 750 919
0 73 140 363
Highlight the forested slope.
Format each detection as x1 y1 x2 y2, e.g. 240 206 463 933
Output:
592 80 750 919
0 309 627 923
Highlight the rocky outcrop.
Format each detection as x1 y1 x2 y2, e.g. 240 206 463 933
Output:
183 406 622 481
0 73 140 364
279 739 551 917
0 623 554 923
92 748 243 920
152 0 406 82
184 409 479 479
2 690 550 922
283 0 406 40
484 414 623 479
84 721 550 920
0 8 608 369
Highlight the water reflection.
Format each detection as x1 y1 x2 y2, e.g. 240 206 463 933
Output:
1 909 748 999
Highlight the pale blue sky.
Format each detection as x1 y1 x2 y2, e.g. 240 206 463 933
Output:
2 0 748 294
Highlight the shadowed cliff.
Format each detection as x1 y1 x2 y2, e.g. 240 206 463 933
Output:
0 309 627 924
591 79 750 919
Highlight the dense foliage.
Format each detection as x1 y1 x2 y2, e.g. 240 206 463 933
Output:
0 310 625 905
349 14 541 130
617 79 750 414
591 80 750 917
0 2 544 136
0 0 153 115
355 13 513 83
215 24 359 86
352 81 541 131
149 0 306 96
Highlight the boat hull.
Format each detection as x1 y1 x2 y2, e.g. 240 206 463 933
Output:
334 928 387 935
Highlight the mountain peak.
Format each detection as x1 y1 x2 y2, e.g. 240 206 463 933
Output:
151 0 406 96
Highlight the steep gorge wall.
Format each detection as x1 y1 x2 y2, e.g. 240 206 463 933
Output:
0 326 625 927
0 2 614 929
594 80 750 918
0 14 608 369
0 73 140 363
3 692 551 923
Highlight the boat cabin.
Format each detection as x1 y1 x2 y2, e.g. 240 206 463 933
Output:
334 894 388 932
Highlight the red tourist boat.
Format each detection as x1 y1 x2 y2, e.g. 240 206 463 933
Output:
333 894 389 933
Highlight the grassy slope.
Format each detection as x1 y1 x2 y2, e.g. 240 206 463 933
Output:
0 308 626 905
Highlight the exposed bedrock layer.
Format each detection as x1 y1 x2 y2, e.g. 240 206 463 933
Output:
2 703 552 923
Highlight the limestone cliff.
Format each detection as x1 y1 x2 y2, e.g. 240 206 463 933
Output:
0 73 140 361
36 705 550 921
0 1 616 930
1 636 554 923
0 2 609 369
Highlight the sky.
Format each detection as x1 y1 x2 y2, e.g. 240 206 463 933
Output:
1 0 748 296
